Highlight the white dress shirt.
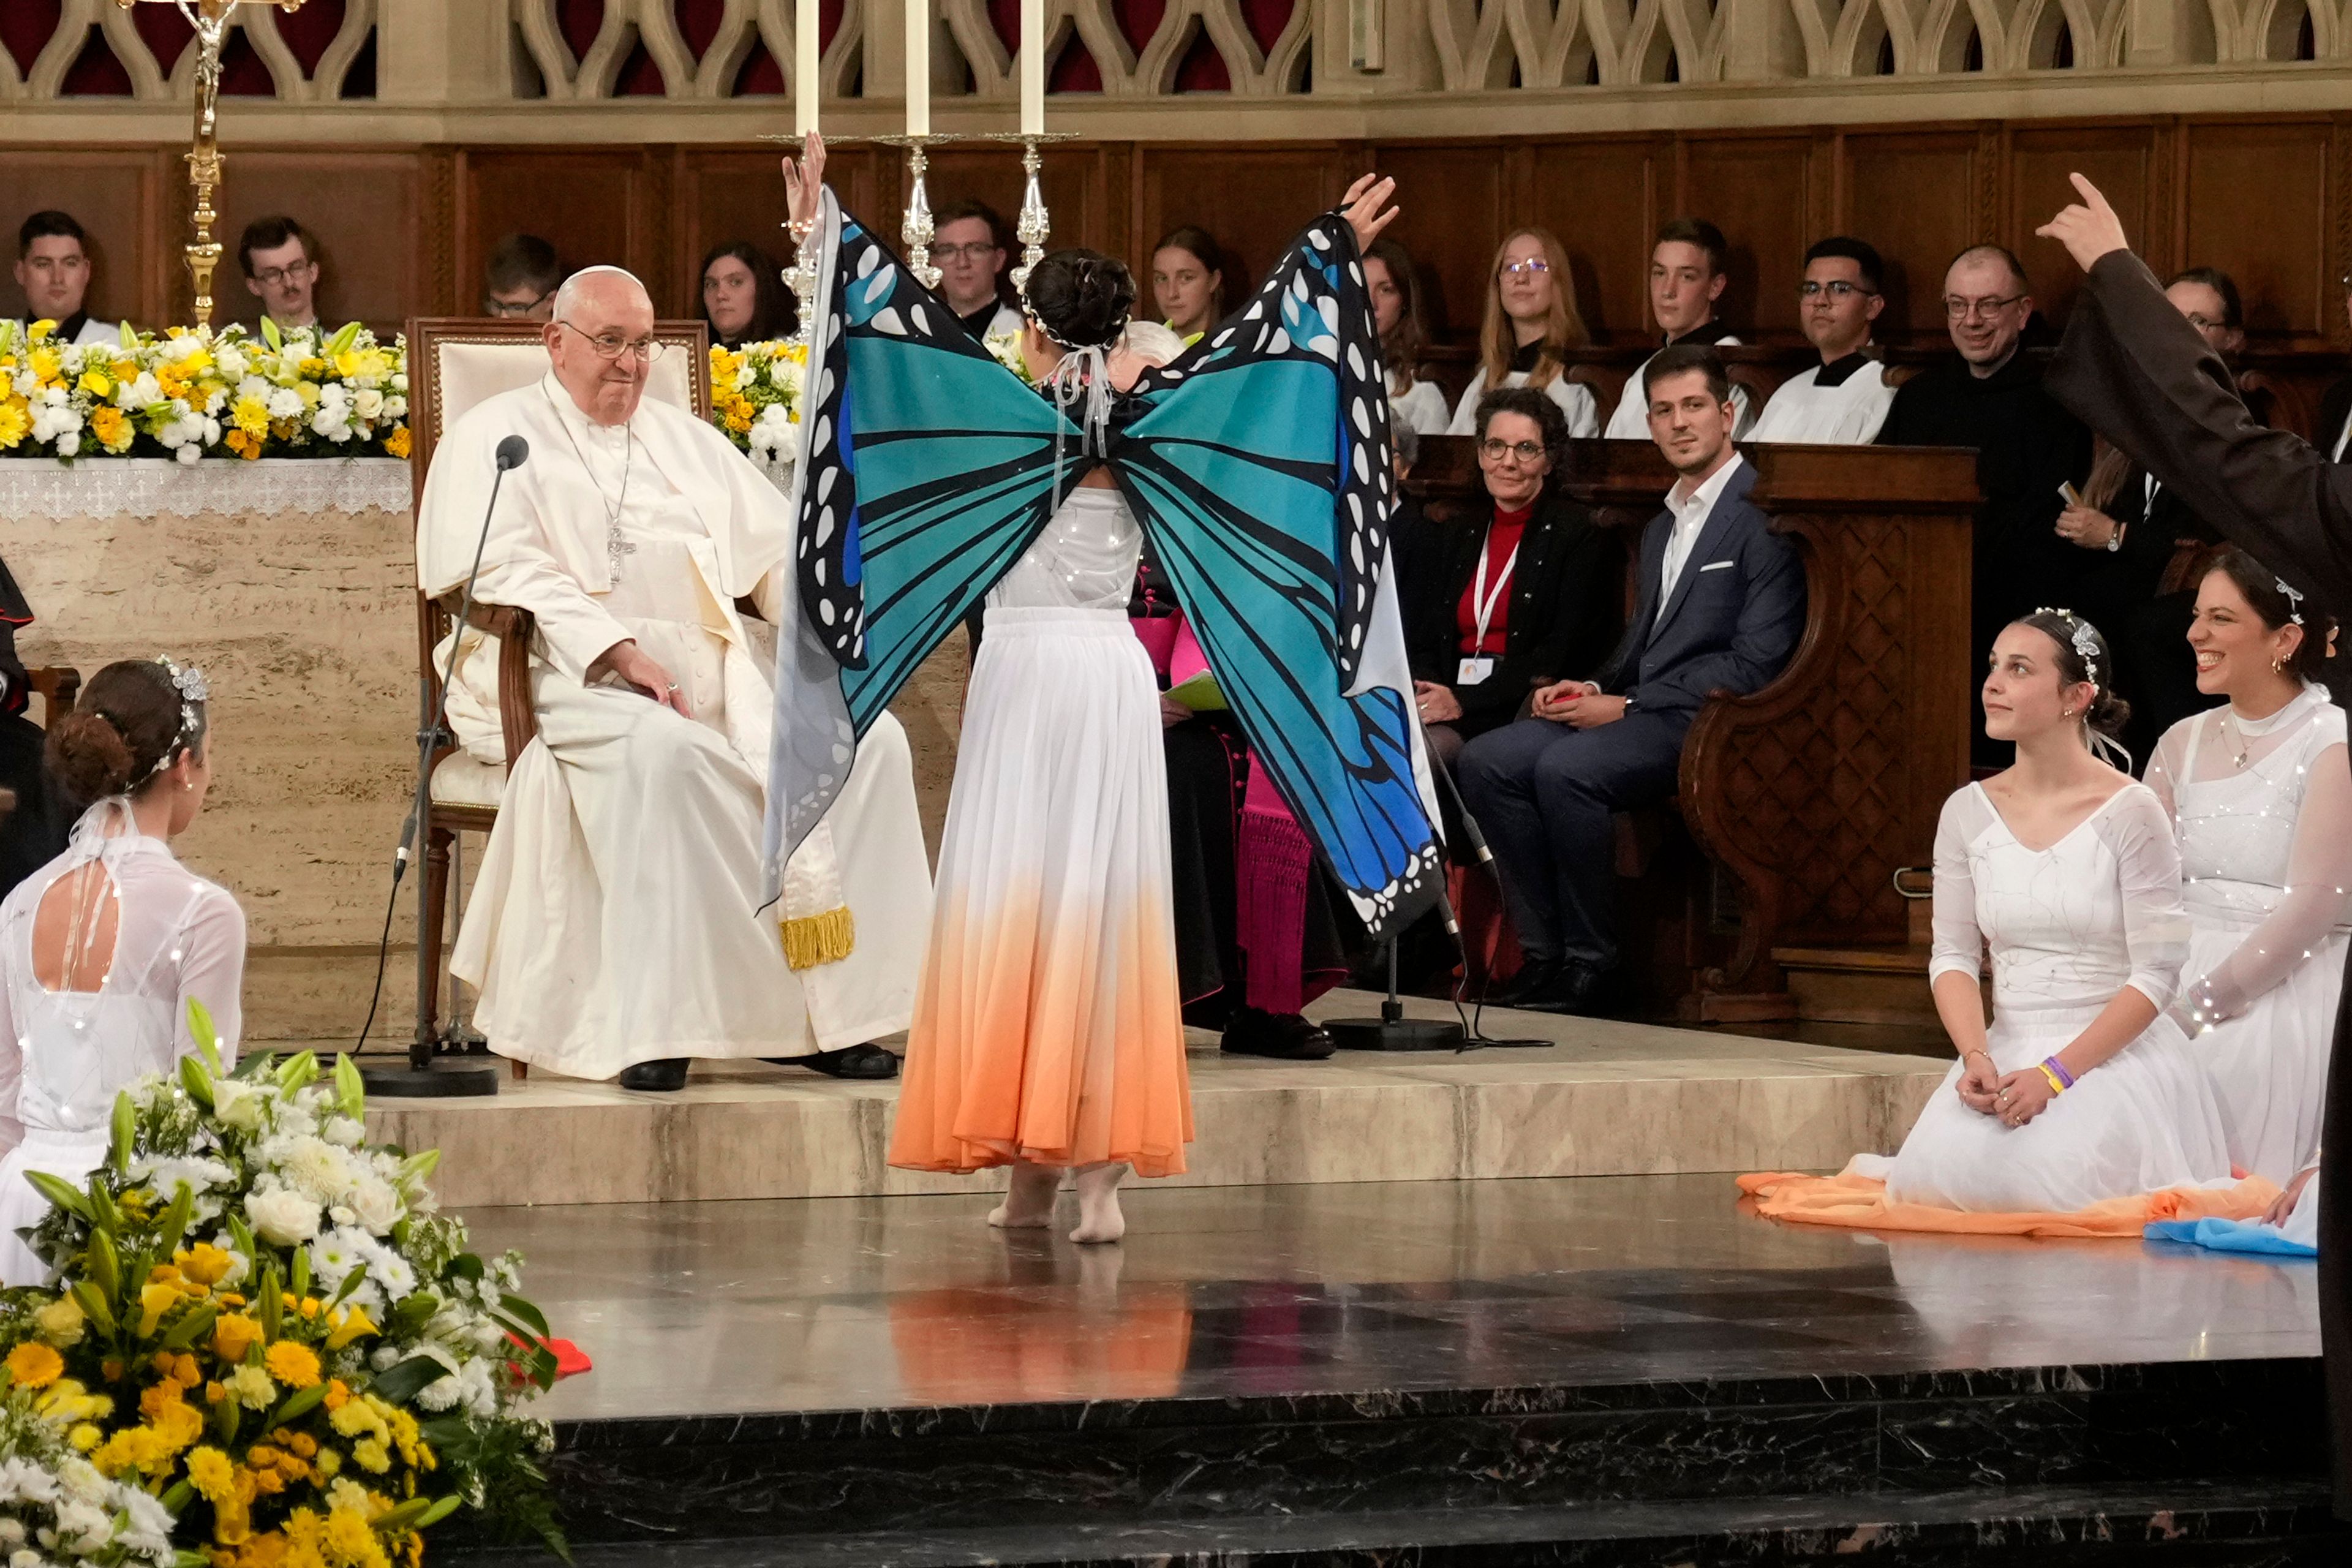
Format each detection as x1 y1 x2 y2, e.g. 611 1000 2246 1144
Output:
1656 453 1746 621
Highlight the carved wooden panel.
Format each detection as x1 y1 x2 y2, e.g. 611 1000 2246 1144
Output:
1675 134 1821 340
1368 140 1512 341
2005 121 2162 330
2183 119 2335 342
1839 127 1984 344
1521 137 1661 344
1131 143 1344 295
453 145 669 312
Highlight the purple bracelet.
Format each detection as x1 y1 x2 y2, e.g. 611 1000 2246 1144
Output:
2041 1055 2076 1090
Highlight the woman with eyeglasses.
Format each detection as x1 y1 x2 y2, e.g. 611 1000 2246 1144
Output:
699 239 798 350
1401 386 1620 774
1444 229 1597 439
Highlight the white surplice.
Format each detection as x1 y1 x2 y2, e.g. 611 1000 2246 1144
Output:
416 373 932 1079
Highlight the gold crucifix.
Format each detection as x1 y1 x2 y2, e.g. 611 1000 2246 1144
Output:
115 0 307 327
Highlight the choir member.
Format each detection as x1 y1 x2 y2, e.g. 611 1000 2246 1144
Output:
9 212 125 347
929 200 1021 341
1363 238 1449 435
1443 227 1599 438
1747 238 1895 445
699 239 797 349
483 233 563 320
1878 243 2093 767
1602 218 1751 439
2146 548 2348 1186
238 216 321 334
1152 227 1227 344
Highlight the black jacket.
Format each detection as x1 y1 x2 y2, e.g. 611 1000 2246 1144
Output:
2320 375 2352 464
1398 489 1622 736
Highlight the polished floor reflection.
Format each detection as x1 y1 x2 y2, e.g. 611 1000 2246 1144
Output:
464 1175 2320 1423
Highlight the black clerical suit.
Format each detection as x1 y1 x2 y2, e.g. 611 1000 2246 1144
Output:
2078 465 2223 768
1879 351 2094 766
2320 375 2352 466
1457 458 1806 974
0 556 65 900
2048 249 2352 1510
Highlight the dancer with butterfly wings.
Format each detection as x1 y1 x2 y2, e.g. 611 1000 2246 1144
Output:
763 137 1446 1243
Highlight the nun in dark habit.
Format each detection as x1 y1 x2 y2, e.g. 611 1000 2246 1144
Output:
2037 172 2352 1509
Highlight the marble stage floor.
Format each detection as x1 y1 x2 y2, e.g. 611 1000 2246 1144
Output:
371 992 1947 1207
464 1173 2321 1426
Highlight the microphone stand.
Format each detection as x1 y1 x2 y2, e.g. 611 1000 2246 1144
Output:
362 437 526 1099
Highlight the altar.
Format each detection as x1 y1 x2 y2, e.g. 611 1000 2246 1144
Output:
3 454 968 1045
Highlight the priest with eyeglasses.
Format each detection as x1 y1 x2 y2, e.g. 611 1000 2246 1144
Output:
415 266 933 1091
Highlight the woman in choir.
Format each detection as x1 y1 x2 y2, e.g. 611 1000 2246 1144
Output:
1363 239 1449 437
1444 228 1599 439
0 657 244 1286
1403 388 1621 774
1746 609 2254 1229
1150 227 1226 345
2146 547 2349 1186
699 239 797 349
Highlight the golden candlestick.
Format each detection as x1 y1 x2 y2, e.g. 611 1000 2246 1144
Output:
118 0 307 328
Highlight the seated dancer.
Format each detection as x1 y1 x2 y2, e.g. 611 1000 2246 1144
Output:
0 554 67 899
1138 552 1358 1061
2146 548 2348 1186
769 138 1443 1244
1458 347 1806 1016
2036 173 2352 1499
415 266 932 1090
0 658 244 1286
1746 611 2260 1232
1403 386 1620 775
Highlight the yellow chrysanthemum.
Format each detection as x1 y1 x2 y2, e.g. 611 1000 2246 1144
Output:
29 347 60 384
89 404 130 450
265 1340 322 1389
0 402 24 451
187 1444 236 1502
231 394 270 435
323 1506 388 1568
383 426 411 459
351 1436 390 1474
228 1363 277 1410
32 1294 85 1348
5 1341 62 1389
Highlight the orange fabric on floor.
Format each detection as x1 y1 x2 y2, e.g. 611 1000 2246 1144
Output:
1737 1169 2279 1238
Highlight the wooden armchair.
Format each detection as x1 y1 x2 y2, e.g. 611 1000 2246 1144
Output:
404 317 713 1060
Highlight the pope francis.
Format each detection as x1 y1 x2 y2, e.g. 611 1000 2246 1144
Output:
415 266 931 1090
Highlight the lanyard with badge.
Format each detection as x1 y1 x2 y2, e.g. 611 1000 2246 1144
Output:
1460 526 1519 685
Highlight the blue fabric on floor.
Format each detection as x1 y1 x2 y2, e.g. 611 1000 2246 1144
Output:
2144 1217 2316 1257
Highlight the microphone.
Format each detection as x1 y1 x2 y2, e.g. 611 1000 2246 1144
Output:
495 434 530 472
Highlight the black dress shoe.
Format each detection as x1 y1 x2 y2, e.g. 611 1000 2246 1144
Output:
617 1058 690 1091
1517 962 1619 1018
1220 1008 1336 1061
1488 957 1562 1008
774 1042 902 1079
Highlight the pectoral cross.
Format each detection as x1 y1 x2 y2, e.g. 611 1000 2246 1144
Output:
606 526 637 584
117 1 310 326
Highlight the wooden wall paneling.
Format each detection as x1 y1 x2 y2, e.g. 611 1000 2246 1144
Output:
452 146 668 319
2180 118 2334 344
1522 137 1660 344
187 148 426 336
1673 132 1820 343
1838 127 1986 345
0 148 167 330
1131 143 1349 303
1368 140 1510 341
912 141 1121 270
674 146 797 320
2003 121 2161 331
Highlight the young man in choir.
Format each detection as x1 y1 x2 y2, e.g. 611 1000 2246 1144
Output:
1878 243 2092 766
1603 218 1752 439
1460 347 1806 1016
929 201 1021 342
10 211 126 347
239 216 322 334
482 233 564 320
1747 238 1894 444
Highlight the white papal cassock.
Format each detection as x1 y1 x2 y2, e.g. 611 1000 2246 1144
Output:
416 372 932 1079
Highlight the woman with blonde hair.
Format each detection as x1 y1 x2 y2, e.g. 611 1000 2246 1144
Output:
1446 227 1597 438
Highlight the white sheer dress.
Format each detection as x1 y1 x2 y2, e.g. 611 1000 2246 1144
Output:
1853 781 2236 1212
2146 684 2351 1185
0 800 244 1284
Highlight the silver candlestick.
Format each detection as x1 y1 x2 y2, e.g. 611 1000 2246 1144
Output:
1012 138 1047 294
900 138 939 290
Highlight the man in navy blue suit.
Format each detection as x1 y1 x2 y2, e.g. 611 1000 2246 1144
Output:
1458 346 1807 1016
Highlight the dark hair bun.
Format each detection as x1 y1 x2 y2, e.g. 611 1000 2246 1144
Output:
1023 249 1138 352
2086 685 2132 741
47 711 137 804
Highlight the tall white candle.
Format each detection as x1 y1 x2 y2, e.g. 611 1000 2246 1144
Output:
796 0 820 136
905 0 930 137
1020 0 1043 137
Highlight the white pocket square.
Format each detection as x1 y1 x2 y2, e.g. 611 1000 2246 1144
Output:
1698 559 1735 572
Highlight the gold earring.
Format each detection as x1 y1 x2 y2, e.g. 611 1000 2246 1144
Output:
2274 658 2286 675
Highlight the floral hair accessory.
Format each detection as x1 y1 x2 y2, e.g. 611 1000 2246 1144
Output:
2276 576 2306 625
2033 606 2103 691
146 654 209 778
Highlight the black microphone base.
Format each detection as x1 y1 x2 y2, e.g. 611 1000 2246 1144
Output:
1325 1016 1466 1052
360 1060 501 1098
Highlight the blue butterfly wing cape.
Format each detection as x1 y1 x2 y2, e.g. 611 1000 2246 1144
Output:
763 189 1445 940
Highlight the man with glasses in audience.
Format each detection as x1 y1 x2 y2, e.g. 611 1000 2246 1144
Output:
414 266 932 1094
483 233 563 321
1879 243 2092 764
1748 238 1895 444
238 215 323 334
10 211 127 347
927 200 1022 341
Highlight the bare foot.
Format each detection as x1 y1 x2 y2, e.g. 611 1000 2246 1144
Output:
987 1161 1060 1229
1069 1161 1126 1244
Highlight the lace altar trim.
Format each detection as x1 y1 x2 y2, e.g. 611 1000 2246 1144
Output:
0 457 413 520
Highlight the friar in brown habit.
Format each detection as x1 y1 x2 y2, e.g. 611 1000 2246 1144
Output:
2038 172 2350 1507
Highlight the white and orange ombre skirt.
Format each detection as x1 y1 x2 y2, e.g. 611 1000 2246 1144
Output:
888 606 1194 1178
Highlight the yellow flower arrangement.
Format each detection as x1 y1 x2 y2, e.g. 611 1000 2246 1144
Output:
709 337 806 458
5 1341 62 1389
